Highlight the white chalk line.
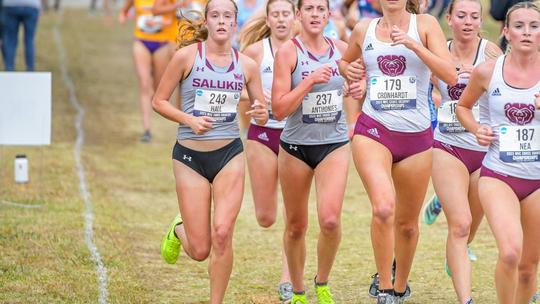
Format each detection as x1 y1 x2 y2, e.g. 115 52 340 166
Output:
53 26 109 304
0 200 44 209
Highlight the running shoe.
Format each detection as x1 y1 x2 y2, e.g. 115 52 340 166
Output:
465 298 474 304
314 278 334 304
278 282 293 303
377 292 396 304
445 259 452 277
467 245 477 262
368 272 381 297
398 285 411 299
140 130 152 143
423 195 442 225
447 246 475 277
530 293 539 304
395 295 406 304
161 214 182 264
369 260 411 298
291 293 308 304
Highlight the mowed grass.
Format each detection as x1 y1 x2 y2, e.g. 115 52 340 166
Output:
0 6 524 304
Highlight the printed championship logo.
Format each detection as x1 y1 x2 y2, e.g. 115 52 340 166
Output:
504 103 535 125
447 83 466 101
377 55 406 77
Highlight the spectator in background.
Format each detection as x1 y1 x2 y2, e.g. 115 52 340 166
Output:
427 0 451 18
0 0 3 59
42 0 61 11
489 0 532 51
90 0 116 24
1 0 41 71
358 0 382 18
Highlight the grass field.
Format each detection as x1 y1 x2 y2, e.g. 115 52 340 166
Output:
0 6 531 304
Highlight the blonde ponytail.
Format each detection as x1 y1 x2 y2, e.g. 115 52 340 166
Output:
239 0 295 51
239 16 271 51
176 0 239 49
176 10 208 49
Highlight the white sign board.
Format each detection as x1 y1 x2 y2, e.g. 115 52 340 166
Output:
0 72 51 145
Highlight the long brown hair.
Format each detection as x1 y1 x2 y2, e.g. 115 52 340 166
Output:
406 0 420 14
177 0 239 49
239 0 295 51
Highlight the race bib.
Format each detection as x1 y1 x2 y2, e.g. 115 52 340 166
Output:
499 125 540 163
438 101 479 133
268 110 277 121
136 15 164 33
369 76 417 111
264 94 276 121
193 89 240 122
302 90 343 123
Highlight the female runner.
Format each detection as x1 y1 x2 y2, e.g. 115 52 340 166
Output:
339 0 456 302
457 3 540 303
239 0 296 301
430 1 502 302
119 0 178 142
153 0 268 302
271 0 361 301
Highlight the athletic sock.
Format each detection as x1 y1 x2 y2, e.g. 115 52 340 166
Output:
394 290 406 297
173 223 182 239
314 275 328 286
380 289 394 295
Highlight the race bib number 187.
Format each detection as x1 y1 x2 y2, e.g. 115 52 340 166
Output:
499 125 540 163
369 76 417 111
193 89 240 122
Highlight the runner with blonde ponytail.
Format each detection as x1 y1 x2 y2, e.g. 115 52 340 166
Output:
239 0 297 302
153 0 268 302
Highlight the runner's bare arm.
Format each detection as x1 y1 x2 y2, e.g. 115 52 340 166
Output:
242 53 269 125
152 44 197 125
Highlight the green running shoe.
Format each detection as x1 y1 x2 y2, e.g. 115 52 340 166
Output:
161 214 183 264
445 259 452 277
291 293 308 304
423 195 442 225
467 245 477 262
530 293 538 304
314 279 334 304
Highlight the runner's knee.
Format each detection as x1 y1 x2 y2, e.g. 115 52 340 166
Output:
499 243 522 268
286 221 307 240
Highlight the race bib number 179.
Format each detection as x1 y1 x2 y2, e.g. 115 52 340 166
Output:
369 76 417 111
